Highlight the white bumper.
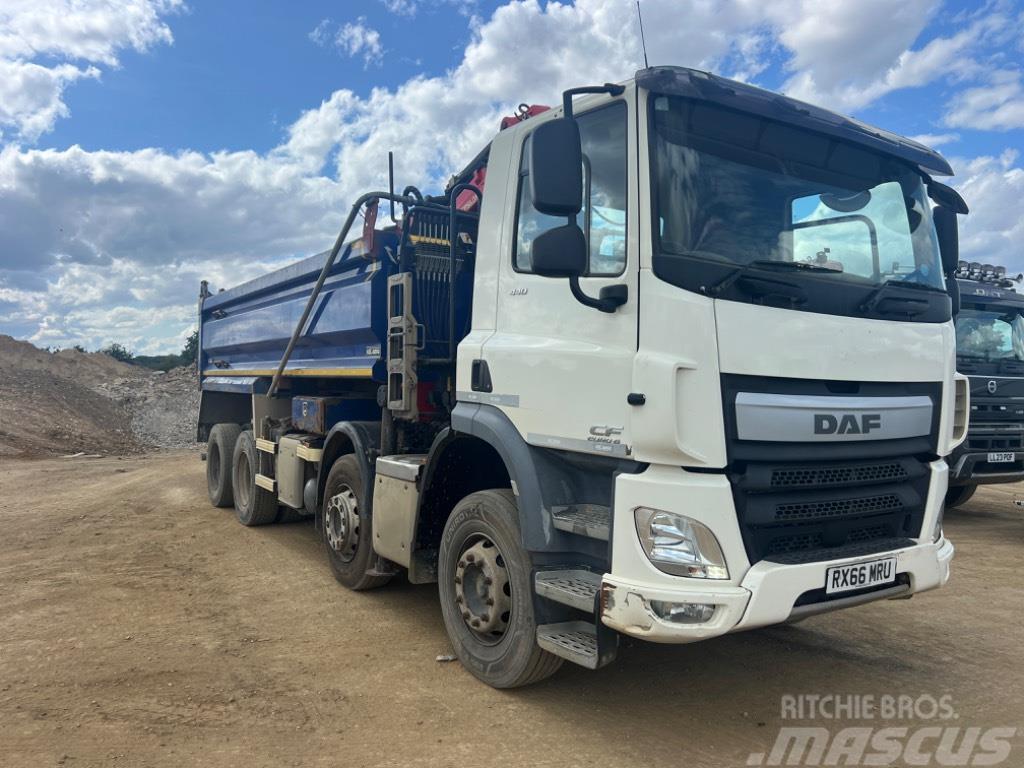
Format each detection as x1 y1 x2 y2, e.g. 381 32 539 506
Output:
601 462 954 643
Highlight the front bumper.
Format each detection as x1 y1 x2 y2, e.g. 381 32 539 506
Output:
602 461 954 643
949 450 1024 485
602 538 954 642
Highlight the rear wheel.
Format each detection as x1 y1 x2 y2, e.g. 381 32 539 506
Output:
232 430 279 526
206 423 241 507
945 483 977 509
438 489 562 688
321 455 391 590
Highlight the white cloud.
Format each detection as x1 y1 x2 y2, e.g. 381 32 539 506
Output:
952 150 1024 275
379 0 420 16
909 132 961 148
378 0 478 18
310 17 385 68
0 59 100 141
778 5 1013 112
1 0 1023 352
945 70 1024 131
0 0 180 141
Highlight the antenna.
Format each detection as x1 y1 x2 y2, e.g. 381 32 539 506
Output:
636 1 649 69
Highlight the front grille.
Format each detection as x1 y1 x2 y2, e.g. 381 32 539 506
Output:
966 428 1024 453
732 457 929 565
767 532 822 555
775 493 903 521
770 462 908 488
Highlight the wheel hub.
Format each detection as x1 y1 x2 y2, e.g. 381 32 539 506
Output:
454 537 511 641
325 487 360 561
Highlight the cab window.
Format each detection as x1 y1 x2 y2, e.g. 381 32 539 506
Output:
514 102 627 276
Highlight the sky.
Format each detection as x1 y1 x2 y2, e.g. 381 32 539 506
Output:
1 0 1023 355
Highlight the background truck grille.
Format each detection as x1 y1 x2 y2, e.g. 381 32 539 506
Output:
965 428 1024 453
732 457 929 564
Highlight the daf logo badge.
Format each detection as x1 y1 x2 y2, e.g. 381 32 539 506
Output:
814 413 882 435
988 380 998 394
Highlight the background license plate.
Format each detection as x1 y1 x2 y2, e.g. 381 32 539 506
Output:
825 557 897 595
988 452 1015 463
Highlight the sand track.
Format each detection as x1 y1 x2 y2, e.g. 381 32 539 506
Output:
1 453 1022 767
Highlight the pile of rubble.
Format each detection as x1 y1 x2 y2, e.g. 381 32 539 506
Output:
0 335 200 458
95 364 200 451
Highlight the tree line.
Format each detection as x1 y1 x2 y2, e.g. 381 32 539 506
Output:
57 329 199 372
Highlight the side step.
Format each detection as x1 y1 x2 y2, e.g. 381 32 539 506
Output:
551 504 610 541
535 569 601 612
537 621 617 670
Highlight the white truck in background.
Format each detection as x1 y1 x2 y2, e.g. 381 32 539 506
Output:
197 66 969 688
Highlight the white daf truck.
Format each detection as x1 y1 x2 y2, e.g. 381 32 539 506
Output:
197 66 969 688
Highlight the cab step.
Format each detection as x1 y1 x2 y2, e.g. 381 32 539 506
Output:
536 620 617 670
551 504 610 541
535 569 601 611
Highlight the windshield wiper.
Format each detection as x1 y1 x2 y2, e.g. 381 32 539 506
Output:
859 279 944 316
708 259 836 297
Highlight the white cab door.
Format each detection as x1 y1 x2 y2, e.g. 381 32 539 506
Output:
481 91 640 459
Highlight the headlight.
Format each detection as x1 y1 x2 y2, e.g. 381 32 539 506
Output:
634 507 729 579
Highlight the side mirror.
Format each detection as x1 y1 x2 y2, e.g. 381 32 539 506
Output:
529 118 583 217
531 224 587 278
927 180 969 214
933 205 960 275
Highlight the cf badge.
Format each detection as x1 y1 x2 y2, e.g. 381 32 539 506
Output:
988 380 998 394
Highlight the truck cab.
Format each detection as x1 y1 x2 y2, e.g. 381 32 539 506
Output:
198 66 969 688
948 264 1024 506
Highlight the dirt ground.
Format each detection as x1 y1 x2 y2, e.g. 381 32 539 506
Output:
1 453 1022 768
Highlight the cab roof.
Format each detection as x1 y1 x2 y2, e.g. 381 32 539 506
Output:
635 66 953 176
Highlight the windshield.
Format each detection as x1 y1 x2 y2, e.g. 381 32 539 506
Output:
956 308 1024 363
650 94 946 303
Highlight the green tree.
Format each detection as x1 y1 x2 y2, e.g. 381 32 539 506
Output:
102 343 134 363
181 329 199 365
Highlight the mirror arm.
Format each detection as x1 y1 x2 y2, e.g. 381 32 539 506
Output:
569 276 627 313
561 83 626 118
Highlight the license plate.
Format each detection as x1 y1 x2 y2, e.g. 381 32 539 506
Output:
988 452 1015 463
825 557 897 595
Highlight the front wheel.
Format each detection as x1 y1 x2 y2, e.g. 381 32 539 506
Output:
945 483 977 509
438 489 562 688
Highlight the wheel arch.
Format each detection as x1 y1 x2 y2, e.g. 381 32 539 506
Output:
197 390 252 442
317 421 381 526
416 403 637 555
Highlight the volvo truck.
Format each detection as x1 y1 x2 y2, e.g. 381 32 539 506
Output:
948 262 1024 507
196 66 969 688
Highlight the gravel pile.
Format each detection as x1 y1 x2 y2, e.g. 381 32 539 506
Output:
0 335 201 457
94 365 201 451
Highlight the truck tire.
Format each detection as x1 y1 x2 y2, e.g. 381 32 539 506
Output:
232 430 279 526
207 423 241 508
438 489 562 688
321 455 392 590
945 484 977 509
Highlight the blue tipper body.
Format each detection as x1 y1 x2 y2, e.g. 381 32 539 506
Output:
198 233 400 392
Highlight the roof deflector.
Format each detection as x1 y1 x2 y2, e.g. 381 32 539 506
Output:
635 66 954 176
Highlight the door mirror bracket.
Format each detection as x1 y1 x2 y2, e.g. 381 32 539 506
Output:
532 225 627 313
570 278 628 313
